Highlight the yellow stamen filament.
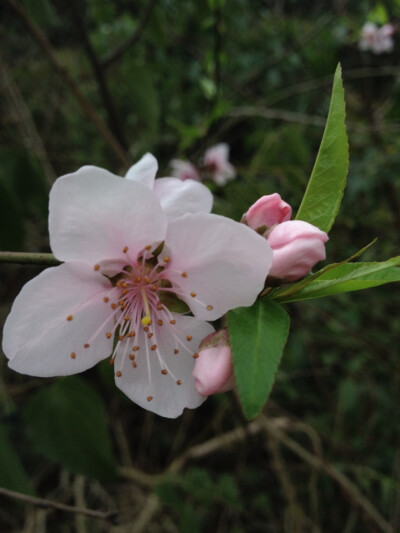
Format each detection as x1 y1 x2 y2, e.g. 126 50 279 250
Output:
140 288 152 326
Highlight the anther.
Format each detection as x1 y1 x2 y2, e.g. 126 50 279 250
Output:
145 276 150 283
147 396 153 402
109 359 114 365
163 256 170 263
181 272 188 278
132 362 137 368
157 304 163 310
116 371 122 377
207 305 213 310
128 332 136 337
84 343 90 349
174 349 179 354
157 320 163 326
190 292 197 297
170 319 176 325
103 297 109 303
118 335 124 342
161 369 168 375
129 354 135 360
187 335 192 341
123 246 129 253
177 380 182 385
106 332 112 339
148 333 153 339
124 316 130 322
193 352 199 359
144 326 149 332
135 276 142 282
111 303 117 309
70 352 76 359
133 346 139 351
151 344 157 351
145 245 151 250
151 285 157 291
66 315 73 321
93 264 100 271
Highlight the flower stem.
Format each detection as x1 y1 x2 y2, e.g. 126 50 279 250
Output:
0 251 61 266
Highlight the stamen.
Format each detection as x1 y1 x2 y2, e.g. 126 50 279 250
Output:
140 288 152 326
187 335 192 341
116 371 122 377
84 343 90 349
103 297 109 303
190 292 197 297
161 369 168 375
66 315 73 321
181 272 188 278
193 352 199 359
147 396 153 402
70 352 76 359
93 264 100 271
207 305 213 310
123 246 129 253
177 380 182 385
106 332 112 339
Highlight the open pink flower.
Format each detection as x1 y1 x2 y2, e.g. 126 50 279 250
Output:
204 144 236 186
359 22 395 54
127 153 211 217
170 159 201 183
2 166 272 418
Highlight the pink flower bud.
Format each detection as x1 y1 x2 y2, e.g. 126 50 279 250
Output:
192 345 235 397
243 194 292 233
268 220 328 281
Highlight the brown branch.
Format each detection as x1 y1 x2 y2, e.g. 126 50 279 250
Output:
0 252 61 266
101 0 158 69
0 486 118 522
6 0 132 169
260 416 394 533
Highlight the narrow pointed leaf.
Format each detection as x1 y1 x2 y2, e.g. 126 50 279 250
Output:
296 64 349 232
227 300 290 420
276 258 400 303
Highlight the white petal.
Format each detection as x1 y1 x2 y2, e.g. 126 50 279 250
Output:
162 213 273 320
49 166 167 264
153 177 213 218
125 153 158 188
3 263 115 377
115 313 214 418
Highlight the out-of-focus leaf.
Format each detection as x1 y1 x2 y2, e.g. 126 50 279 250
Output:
21 0 59 28
228 300 290 419
0 181 24 250
296 64 348 232
0 423 34 495
24 376 116 480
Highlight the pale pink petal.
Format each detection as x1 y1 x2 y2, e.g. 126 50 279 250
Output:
153 177 213 218
3 263 115 377
204 143 229 167
125 153 158 188
161 213 273 320
114 313 214 418
49 167 167 264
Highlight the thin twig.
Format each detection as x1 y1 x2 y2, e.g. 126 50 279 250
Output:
0 252 61 266
6 0 132 168
0 486 118 522
101 0 158 69
68 0 127 149
260 416 394 533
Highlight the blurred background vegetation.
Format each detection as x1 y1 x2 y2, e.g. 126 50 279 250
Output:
0 0 399 531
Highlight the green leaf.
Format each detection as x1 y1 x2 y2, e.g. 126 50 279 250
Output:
24 377 117 480
296 64 349 232
276 258 400 303
0 423 34 495
227 300 290 420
